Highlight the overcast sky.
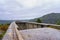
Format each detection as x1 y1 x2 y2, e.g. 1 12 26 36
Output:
0 0 60 20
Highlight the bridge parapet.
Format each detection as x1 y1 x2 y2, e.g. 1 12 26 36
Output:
16 21 60 30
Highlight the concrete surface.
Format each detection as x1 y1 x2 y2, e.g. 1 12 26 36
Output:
19 28 60 40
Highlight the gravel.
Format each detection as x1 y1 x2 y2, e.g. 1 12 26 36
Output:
19 28 60 40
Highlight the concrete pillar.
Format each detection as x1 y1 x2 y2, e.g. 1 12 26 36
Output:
33 24 37 28
37 24 41 28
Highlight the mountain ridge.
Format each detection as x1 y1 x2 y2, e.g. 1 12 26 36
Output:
29 13 60 24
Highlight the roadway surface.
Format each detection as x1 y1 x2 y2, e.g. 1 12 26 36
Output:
20 28 60 40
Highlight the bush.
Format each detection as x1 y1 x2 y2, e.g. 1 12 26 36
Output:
0 24 9 31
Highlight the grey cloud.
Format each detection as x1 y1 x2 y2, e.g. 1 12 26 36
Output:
0 0 60 20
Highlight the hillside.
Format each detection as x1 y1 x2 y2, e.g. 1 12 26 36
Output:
29 13 60 24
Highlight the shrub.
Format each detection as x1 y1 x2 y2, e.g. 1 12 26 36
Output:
0 24 9 31
1 25 9 31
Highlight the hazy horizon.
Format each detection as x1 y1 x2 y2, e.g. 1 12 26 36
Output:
0 0 60 20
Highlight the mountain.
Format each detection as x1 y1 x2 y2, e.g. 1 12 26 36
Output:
29 13 60 24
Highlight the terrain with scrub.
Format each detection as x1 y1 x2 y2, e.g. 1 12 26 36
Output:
0 24 9 40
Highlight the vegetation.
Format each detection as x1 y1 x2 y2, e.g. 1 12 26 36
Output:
0 24 9 31
36 18 42 23
56 19 60 25
0 32 6 39
47 19 60 30
48 26 60 30
30 13 60 24
0 24 9 39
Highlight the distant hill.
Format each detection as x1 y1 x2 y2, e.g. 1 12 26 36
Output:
0 20 14 24
1 13 60 24
29 13 60 24
0 20 29 24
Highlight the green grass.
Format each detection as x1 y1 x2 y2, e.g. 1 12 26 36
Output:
0 31 6 39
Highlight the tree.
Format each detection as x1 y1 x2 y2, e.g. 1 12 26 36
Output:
36 18 42 23
56 19 60 25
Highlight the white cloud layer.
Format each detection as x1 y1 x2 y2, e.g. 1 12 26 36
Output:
0 0 60 20
17 0 37 8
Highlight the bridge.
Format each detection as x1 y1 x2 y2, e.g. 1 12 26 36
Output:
2 21 60 40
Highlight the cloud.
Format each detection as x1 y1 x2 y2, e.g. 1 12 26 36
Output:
17 0 37 8
16 0 60 8
0 0 60 20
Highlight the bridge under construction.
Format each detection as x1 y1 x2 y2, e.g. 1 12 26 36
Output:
2 21 60 40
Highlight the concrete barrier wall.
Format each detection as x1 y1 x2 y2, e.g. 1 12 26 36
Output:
14 22 24 40
17 23 42 30
16 21 60 30
16 22 49 30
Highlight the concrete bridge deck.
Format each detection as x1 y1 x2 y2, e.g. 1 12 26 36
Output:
19 28 60 40
2 21 60 40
